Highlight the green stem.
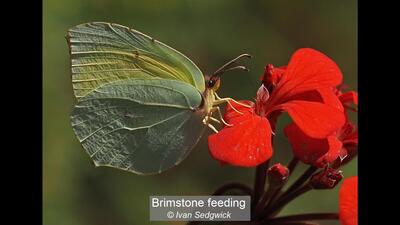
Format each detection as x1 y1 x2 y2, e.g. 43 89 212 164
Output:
254 184 276 218
186 221 200 225
212 182 253 196
287 157 299 175
264 183 313 218
265 222 319 225
262 187 281 214
265 221 319 225
186 183 252 225
281 166 317 199
265 213 339 224
252 122 277 212
264 157 299 211
252 161 270 209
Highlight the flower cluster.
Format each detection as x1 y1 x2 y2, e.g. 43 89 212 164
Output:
207 48 358 224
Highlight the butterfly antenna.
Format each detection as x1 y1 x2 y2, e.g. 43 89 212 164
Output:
218 65 249 73
212 53 252 77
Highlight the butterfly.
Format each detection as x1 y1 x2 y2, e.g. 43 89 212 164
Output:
67 22 251 175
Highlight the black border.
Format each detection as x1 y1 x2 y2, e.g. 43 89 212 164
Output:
3 0 42 224
358 0 390 224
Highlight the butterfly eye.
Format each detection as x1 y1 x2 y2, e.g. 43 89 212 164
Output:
207 77 221 88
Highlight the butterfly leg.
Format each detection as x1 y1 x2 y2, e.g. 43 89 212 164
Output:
202 116 208 124
207 123 219 133
204 116 219 133
213 99 243 115
214 93 252 108
213 98 244 115
202 115 220 133
209 116 221 124
211 106 233 127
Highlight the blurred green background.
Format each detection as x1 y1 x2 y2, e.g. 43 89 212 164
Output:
43 1 357 225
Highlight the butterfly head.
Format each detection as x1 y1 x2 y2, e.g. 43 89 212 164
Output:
205 75 221 91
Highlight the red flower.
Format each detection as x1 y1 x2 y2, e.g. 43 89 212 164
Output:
339 176 358 225
208 101 273 166
208 48 346 167
336 85 358 112
284 87 358 167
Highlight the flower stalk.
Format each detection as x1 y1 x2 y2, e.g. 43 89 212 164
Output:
213 182 253 196
264 213 339 224
281 166 317 199
252 161 270 210
264 183 313 218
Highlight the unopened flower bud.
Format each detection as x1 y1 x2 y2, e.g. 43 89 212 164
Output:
255 85 270 117
261 64 284 90
267 163 289 186
310 168 343 189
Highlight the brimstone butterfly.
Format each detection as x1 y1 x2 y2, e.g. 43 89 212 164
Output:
67 22 250 175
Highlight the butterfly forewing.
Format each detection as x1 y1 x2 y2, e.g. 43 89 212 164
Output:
67 22 205 99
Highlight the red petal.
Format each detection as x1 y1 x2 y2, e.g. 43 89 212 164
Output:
339 176 358 225
270 48 343 104
318 88 345 112
278 100 345 138
288 88 344 112
208 113 273 167
284 123 342 167
339 91 358 106
286 89 323 102
223 100 255 124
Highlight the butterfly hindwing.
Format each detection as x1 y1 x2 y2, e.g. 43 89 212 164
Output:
70 78 206 175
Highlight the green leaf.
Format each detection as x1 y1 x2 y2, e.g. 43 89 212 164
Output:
70 78 206 175
67 22 205 99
